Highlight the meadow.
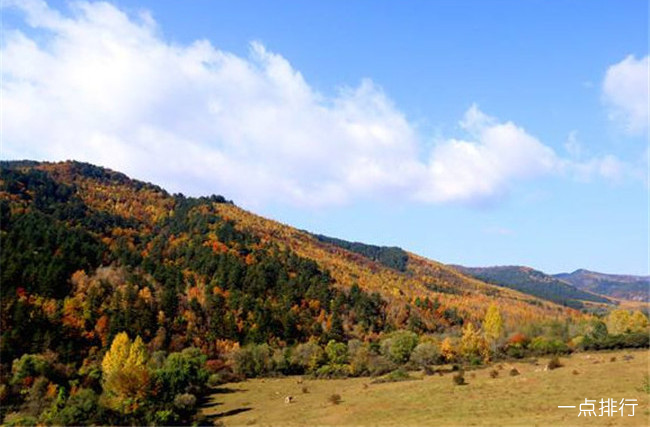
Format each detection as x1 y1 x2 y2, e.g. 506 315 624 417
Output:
203 349 650 427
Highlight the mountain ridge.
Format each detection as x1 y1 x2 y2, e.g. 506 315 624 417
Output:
554 269 649 302
451 264 613 310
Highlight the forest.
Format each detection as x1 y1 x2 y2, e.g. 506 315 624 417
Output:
0 161 648 425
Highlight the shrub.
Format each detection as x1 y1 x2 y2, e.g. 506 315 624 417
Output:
509 368 520 376
207 373 225 388
348 342 370 376
290 341 325 374
452 372 466 385
173 393 197 410
328 394 342 405
489 370 499 378
367 354 395 377
156 347 209 399
529 337 569 355
325 340 349 364
3 413 38 427
314 364 351 379
381 330 419 364
11 354 51 385
547 356 562 370
231 344 273 378
52 388 102 426
302 386 309 394
410 342 440 368
371 368 415 384
572 369 579 375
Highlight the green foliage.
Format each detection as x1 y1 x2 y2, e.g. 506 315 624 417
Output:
315 364 351 379
231 344 273 378
580 331 650 350
529 337 569 355
325 340 349 364
11 354 51 385
371 367 415 384
381 330 419 364
314 234 409 272
50 389 102 426
156 348 209 400
3 412 38 426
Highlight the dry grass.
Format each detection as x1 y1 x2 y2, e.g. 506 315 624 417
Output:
202 349 650 426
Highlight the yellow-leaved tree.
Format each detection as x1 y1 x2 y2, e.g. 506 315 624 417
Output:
629 310 649 332
102 332 151 414
483 304 504 351
440 337 456 362
460 322 489 362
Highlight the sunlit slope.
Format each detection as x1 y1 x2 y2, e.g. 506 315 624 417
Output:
214 203 583 330
22 160 585 331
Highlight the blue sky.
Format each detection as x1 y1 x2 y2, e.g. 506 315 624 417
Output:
2 0 648 274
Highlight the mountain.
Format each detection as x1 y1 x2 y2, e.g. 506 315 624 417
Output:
0 161 582 360
555 269 650 302
452 265 612 309
1 160 637 425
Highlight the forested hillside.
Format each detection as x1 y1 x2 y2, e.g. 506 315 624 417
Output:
1 161 647 425
453 265 612 309
555 269 650 302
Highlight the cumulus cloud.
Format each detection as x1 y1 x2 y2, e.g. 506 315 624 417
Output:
602 55 649 135
0 1 630 207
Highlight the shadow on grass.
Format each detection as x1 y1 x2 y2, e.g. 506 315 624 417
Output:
204 407 253 424
210 386 247 394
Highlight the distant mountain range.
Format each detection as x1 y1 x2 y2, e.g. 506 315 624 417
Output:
554 269 650 302
452 265 613 309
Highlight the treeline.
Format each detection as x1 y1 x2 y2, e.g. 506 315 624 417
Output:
313 234 409 272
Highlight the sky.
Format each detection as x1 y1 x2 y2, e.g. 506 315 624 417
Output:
1 0 648 275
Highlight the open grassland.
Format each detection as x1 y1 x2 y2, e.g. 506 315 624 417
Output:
203 349 650 426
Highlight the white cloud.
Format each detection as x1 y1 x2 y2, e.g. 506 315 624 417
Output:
602 54 649 135
414 105 559 203
564 130 582 158
0 1 631 208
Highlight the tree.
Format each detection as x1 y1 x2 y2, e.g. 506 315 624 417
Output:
410 342 440 368
325 340 349 364
483 304 504 353
460 322 488 363
440 337 456 362
101 332 151 414
381 330 419 364
606 309 632 335
629 310 649 332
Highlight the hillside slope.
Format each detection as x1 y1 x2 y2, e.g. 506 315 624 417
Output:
0 161 582 357
555 269 650 302
211 202 582 330
453 265 612 309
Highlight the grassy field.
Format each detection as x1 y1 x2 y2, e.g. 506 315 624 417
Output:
202 349 650 426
